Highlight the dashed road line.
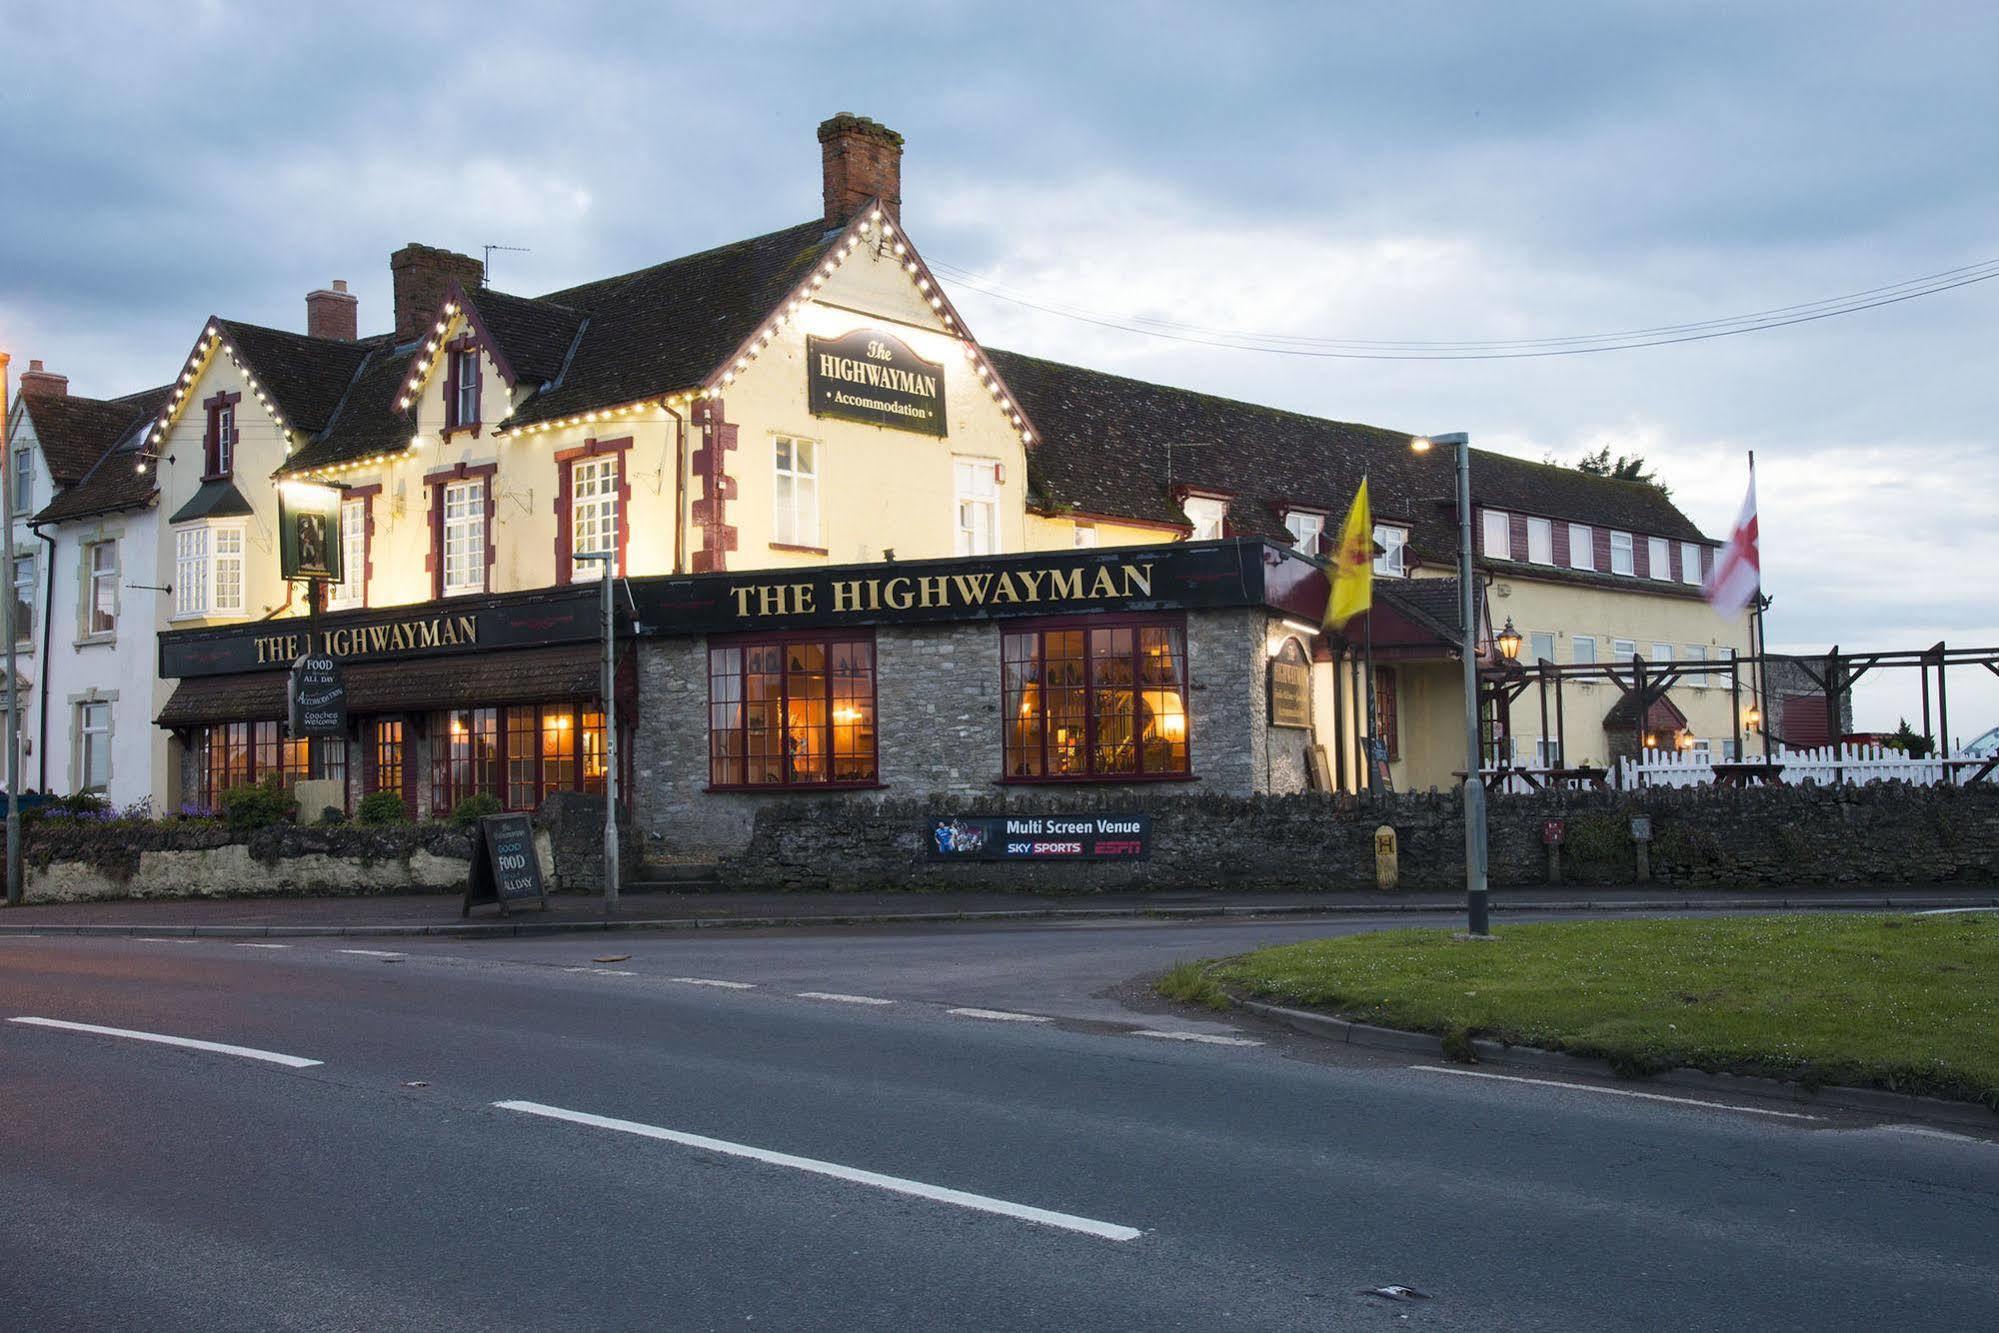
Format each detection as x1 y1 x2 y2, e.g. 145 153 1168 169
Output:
1132 1030 1262 1047
667 977 757 990
947 1007 1052 1023
1410 1065 1825 1121
563 967 637 977
10 1016 322 1069
494 1099 1142 1242
235 942 292 950
137 938 200 945
338 949 405 958
797 992 894 1006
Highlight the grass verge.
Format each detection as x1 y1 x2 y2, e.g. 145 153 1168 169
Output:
1157 960 1233 1012
1206 913 1999 1107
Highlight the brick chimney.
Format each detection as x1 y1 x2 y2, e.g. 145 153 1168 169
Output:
306 279 359 341
818 113 903 227
390 244 484 344
17 359 67 401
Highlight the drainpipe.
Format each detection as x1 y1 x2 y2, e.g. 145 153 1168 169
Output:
33 522 55 793
663 400 687 574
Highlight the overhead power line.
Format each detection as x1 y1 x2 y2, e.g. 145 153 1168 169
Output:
928 256 1999 360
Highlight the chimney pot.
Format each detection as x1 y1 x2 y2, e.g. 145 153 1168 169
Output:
18 359 68 400
306 278 360 341
818 113 904 228
389 244 484 344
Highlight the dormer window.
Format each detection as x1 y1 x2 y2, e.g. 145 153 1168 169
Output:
1182 494 1228 541
443 339 482 434
1282 509 1325 554
1372 524 1410 577
203 391 241 479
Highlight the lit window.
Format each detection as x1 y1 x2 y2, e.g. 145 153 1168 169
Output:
773 436 819 548
1002 620 1189 780
955 458 1000 555
1072 524 1098 548
1372 524 1409 577
708 635 877 788
1283 510 1324 555
10 550 33 645
1610 531 1635 576
86 540 118 636
1481 508 1510 558
1569 523 1594 571
328 498 368 610
571 456 621 579
442 479 486 595
1526 517 1553 565
1681 541 1703 586
77 700 112 793
368 719 404 799
1182 494 1227 542
1572 635 1598 665
1647 537 1671 580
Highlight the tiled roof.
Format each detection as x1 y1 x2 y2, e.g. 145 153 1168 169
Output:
282 338 413 474
988 350 1711 562
1380 577 1468 640
215 319 375 434
30 384 173 524
467 287 584 385
168 478 254 525
502 219 837 428
19 393 152 486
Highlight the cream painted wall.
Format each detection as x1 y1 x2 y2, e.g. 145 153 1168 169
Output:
1023 512 1183 552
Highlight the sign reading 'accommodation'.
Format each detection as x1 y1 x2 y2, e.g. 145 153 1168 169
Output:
807 328 947 437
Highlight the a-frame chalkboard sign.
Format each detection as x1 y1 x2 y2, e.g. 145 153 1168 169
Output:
462 813 549 916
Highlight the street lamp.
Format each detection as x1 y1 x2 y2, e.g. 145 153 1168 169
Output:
1495 617 1523 663
572 550 620 914
1411 431 1491 937
0 350 15 908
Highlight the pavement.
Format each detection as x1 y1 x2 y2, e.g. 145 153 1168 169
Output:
3 882 1996 935
3 916 1995 1330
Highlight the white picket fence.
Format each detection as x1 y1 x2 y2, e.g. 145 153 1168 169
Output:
1618 742 1981 790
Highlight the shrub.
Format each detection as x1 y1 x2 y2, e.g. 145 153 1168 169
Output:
219 776 298 831
317 805 347 827
356 791 409 826
451 793 502 827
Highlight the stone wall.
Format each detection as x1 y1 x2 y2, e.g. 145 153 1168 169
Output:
719 781 1999 894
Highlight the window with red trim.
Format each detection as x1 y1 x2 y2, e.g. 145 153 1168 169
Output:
203 392 240 478
555 439 631 582
437 703 610 813
708 634 877 788
1375 667 1400 762
1002 617 1190 780
191 721 344 811
443 340 481 433
367 719 405 799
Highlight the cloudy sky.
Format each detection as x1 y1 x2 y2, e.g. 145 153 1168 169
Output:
4 1 1994 737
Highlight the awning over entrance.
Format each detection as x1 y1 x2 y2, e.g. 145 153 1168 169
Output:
155 644 619 727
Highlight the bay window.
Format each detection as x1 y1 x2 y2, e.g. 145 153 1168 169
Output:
175 523 244 618
708 633 877 789
1002 617 1189 781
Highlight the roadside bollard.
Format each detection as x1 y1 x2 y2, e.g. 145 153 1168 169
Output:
1631 815 1652 884
1542 819 1565 886
1374 825 1399 891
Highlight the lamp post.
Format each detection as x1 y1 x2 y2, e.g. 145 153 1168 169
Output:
0 350 16 908
572 550 620 914
1411 431 1491 937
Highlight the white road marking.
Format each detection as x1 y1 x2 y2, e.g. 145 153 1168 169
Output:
9 1016 322 1069
138 938 199 945
1410 1065 1825 1121
947 1007 1051 1023
563 967 637 977
1132 1030 1263 1047
1913 906 1999 916
235 942 292 949
667 977 756 989
0 934 42 939
338 949 405 958
494 1099 1142 1242
797 991 894 1006
1875 1124 1991 1145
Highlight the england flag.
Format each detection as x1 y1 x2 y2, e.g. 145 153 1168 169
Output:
1705 466 1760 616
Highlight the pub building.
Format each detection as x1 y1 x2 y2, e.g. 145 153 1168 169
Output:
130 112 1744 850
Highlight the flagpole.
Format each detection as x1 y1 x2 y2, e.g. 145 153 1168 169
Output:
1364 608 1377 797
1747 450 1773 762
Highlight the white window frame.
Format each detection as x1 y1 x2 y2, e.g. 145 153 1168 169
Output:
1182 494 1227 542
1690 739 1712 765
1651 643 1674 665
214 403 235 476
1681 541 1702 586
1481 508 1510 559
172 521 246 619
1686 644 1708 687
1569 522 1594 571
771 435 820 550
1612 637 1637 662
85 539 118 638
954 458 1001 556
1372 523 1409 577
1647 536 1671 581
327 498 368 611
11 446 31 516
1283 509 1325 555
1528 630 1556 666
1072 523 1098 548
76 699 112 793
11 548 34 646
454 349 481 426
442 479 487 596
570 456 621 579
174 525 208 618
1610 531 1635 576
1526 516 1554 565
1534 737 1564 768
1571 634 1598 665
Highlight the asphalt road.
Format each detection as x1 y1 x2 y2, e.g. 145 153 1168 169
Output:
2 917 1995 1331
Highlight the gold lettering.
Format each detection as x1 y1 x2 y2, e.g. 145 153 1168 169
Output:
456 615 477 644
439 617 460 646
1121 562 1154 598
950 572 994 604
989 572 1020 604
1088 566 1120 598
832 580 866 613
865 578 881 611
1015 569 1048 602
755 584 784 616
918 574 950 608
390 623 411 651
325 629 346 657
731 585 756 617
416 621 441 649
882 576 914 611
792 583 816 615
368 624 391 653
1047 567 1084 600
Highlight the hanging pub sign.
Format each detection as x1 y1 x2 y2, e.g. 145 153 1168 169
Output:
1269 638 1312 729
277 481 343 583
287 653 347 737
807 328 947 437
926 814 1151 862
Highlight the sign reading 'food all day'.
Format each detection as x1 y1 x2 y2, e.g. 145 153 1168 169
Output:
806 328 947 437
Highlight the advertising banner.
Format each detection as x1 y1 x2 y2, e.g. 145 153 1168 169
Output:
926 814 1151 861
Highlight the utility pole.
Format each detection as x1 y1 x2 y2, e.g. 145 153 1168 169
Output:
1 349 20 906
573 549 619 913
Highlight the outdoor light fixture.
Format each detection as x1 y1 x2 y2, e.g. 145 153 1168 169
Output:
1409 436 1434 453
1744 704 1762 732
1496 618 1523 662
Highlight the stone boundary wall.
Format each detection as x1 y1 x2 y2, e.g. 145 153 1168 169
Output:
720 783 1999 893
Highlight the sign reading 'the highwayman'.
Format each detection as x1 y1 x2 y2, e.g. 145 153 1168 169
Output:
927 814 1152 862
807 329 947 437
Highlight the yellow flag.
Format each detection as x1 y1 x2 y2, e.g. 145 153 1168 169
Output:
1323 478 1372 630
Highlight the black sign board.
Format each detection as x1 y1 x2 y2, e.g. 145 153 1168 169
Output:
807 328 948 437
278 482 344 583
926 814 1151 862
462 814 548 916
287 654 347 737
1269 638 1312 729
